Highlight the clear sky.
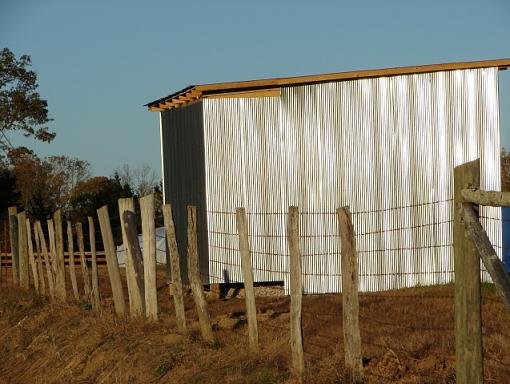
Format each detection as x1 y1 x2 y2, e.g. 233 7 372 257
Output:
1 0 509 178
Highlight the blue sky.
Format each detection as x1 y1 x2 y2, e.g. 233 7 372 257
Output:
1 0 509 177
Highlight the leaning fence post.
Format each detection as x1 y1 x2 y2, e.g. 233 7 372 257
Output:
76 223 92 299
118 197 144 316
454 159 482 384
236 207 259 353
88 216 101 311
337 207 363 383
8 207 19 285
18 211 29 289
53 210 67 301
97 205 126 316
140 194 158 321
33 222 46 295
122 210 146 317
162 204 187 334
36 221 55 298
287 206 304 381
66 221 80 300
25 218 39 293
187 205 214 342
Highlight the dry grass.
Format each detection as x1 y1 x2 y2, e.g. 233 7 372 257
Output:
0 271 509 383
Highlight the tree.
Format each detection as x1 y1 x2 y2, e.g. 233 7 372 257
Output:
0 48 55 154
115 163 160 197
502 148 510 192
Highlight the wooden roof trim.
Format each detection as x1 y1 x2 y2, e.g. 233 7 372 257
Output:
204 88 281 99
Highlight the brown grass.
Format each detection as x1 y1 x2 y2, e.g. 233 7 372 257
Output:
0 270 509 383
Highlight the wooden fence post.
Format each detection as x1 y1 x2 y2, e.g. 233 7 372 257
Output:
53 210 67 301
454 159 482 384
36 221 55 298
97 205 126 316
236 207 259 353
33 222 46 295
8 207 19 285
337 207 363 383
88 217 101 311
25 219 39 294
140 194 158 321
287 206 304 381
122 210 145 317
187 205 214 342
17 212 29 289
162 204 186 333
76 223 91 299
118 197 144 316
66 221 80 300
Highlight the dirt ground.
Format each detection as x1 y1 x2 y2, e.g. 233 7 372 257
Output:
0 268 509 384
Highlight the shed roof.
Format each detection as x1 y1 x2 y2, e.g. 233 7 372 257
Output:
146 58 510 111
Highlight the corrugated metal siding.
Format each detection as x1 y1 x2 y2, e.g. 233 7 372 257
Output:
201 68 502 294
161 103 210 283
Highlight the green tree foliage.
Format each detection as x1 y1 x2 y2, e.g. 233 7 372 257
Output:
0 48 55 153
502 148 510 191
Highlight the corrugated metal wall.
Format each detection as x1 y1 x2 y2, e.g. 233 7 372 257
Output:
161 102 209 283
201 68 502 294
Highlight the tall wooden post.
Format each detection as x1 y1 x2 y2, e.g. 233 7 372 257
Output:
187 206 214 342
118 198 144 316
88 217 101 311
140 194 158 321
76 223 91 299
97 205 126 316
25 219 39 293
287 206 304 381
53 210 67 301
33 222 46 295
454 159 482 384
66 221 80 300
236 207 259 353
36 221 55 298
18 211 29 289
8 207 19 285
337 207 363 384
162 204 187 334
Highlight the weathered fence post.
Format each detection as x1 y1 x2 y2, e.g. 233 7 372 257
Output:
236 207 259 353
36 221 55 298
118 197 144 316
122 210 145 317
337 207 363 383
162 204 187 334
33 222 46 295
454 159 482 384
17 211 29 289
25 219 39 293
87 217 101 311
53 210 67 301
97 205 126 316
8 206 19 285
140 194 158 321
187 205 214 342
47 219 57 276
66 221 80 300
287 206 304 381
76 223 91 299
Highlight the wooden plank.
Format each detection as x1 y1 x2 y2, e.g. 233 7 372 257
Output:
287 206 304 380
17 211 29 289
36 221 55 298
236 207 259 353
461 189 510 207
88 217 101 311
8 207 19 285
76 223 91 299
454 159 482 384
33 222 46 295
97 205 126 316
53 210 67 301
205 88 281 100
162 204 187 334
25 219 39 293
122 210 146 317
461 203 510 311
187 205 214 342
118 197 144 316
66 221 80 300
140 194 158 321
337 207 363 384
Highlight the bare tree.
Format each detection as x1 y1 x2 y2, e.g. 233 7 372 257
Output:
115 163 159 197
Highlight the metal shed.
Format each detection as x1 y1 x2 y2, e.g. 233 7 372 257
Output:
147 59 510 294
